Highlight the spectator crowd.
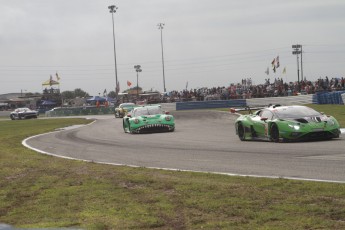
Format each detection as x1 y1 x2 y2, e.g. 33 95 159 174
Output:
167 76 345 102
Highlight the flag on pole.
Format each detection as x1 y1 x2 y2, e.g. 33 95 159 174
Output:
265 67 269 75
186 81 188 89
127 80 132 87
271 58 276 73
271 58 276 67
276 56 280 68
56 72 60 81
103 89 107 95
282 67 286 74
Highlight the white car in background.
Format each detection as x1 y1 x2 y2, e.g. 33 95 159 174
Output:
10 108 39 120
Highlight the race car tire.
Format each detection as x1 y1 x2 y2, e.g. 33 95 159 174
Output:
270 123 279 142
10 115 15 120
122 120 127 133
238 123 246 141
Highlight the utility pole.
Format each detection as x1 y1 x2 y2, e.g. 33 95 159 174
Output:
157 23 166 93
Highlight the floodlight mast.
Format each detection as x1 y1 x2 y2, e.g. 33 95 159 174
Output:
134 65 142 100
108 5 119 97
292 44 303 91
158 23 166 93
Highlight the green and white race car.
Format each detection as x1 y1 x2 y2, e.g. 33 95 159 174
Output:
115 103 137 118
234 105 340 142
123 105 175 134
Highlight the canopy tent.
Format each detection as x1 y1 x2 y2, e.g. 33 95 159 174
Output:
86 96 107 103
105 97 115 102
42 79 60 86
40 100 57 105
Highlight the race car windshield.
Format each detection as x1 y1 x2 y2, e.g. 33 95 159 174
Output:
133 107 162 116
275 107 320 119
15 108 30 112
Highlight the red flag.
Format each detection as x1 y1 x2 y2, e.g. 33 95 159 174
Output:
127 80 132 87
271 58 276 67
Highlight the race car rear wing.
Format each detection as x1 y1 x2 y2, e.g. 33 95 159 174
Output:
229 104 282 114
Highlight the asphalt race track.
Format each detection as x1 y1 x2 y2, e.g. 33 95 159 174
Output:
24 110 345 183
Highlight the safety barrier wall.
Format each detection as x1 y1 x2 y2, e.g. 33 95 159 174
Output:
312 91 345 104
175 92 345 110
43 93 344 116
45 106 115 117
246 94 313 107
176 100 246 110
175 94 314 111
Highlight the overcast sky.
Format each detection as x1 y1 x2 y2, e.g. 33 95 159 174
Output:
1 0 345 96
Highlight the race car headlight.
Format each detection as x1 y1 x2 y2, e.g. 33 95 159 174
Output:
288 124 300 130
134 118 139 124
165 116 171 121
327 120 335 126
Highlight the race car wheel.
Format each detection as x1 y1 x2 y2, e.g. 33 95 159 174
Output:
270 123 279 142
238 123 246 141
122 120 127 133
10 115 15 120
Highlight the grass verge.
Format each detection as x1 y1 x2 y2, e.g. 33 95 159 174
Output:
0 117 345 229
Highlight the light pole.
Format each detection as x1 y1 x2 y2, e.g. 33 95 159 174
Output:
292 44 303 91
134 65 142 100
20 89 26 97
108 5 119 96
158 23 166 93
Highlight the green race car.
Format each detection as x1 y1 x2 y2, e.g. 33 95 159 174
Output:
234 105 340 142
115 103 137 118
123 105 175 134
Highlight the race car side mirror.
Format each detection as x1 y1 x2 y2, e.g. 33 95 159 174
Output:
261 117 268 121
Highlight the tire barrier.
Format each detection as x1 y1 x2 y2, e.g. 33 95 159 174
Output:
312 91 345 104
